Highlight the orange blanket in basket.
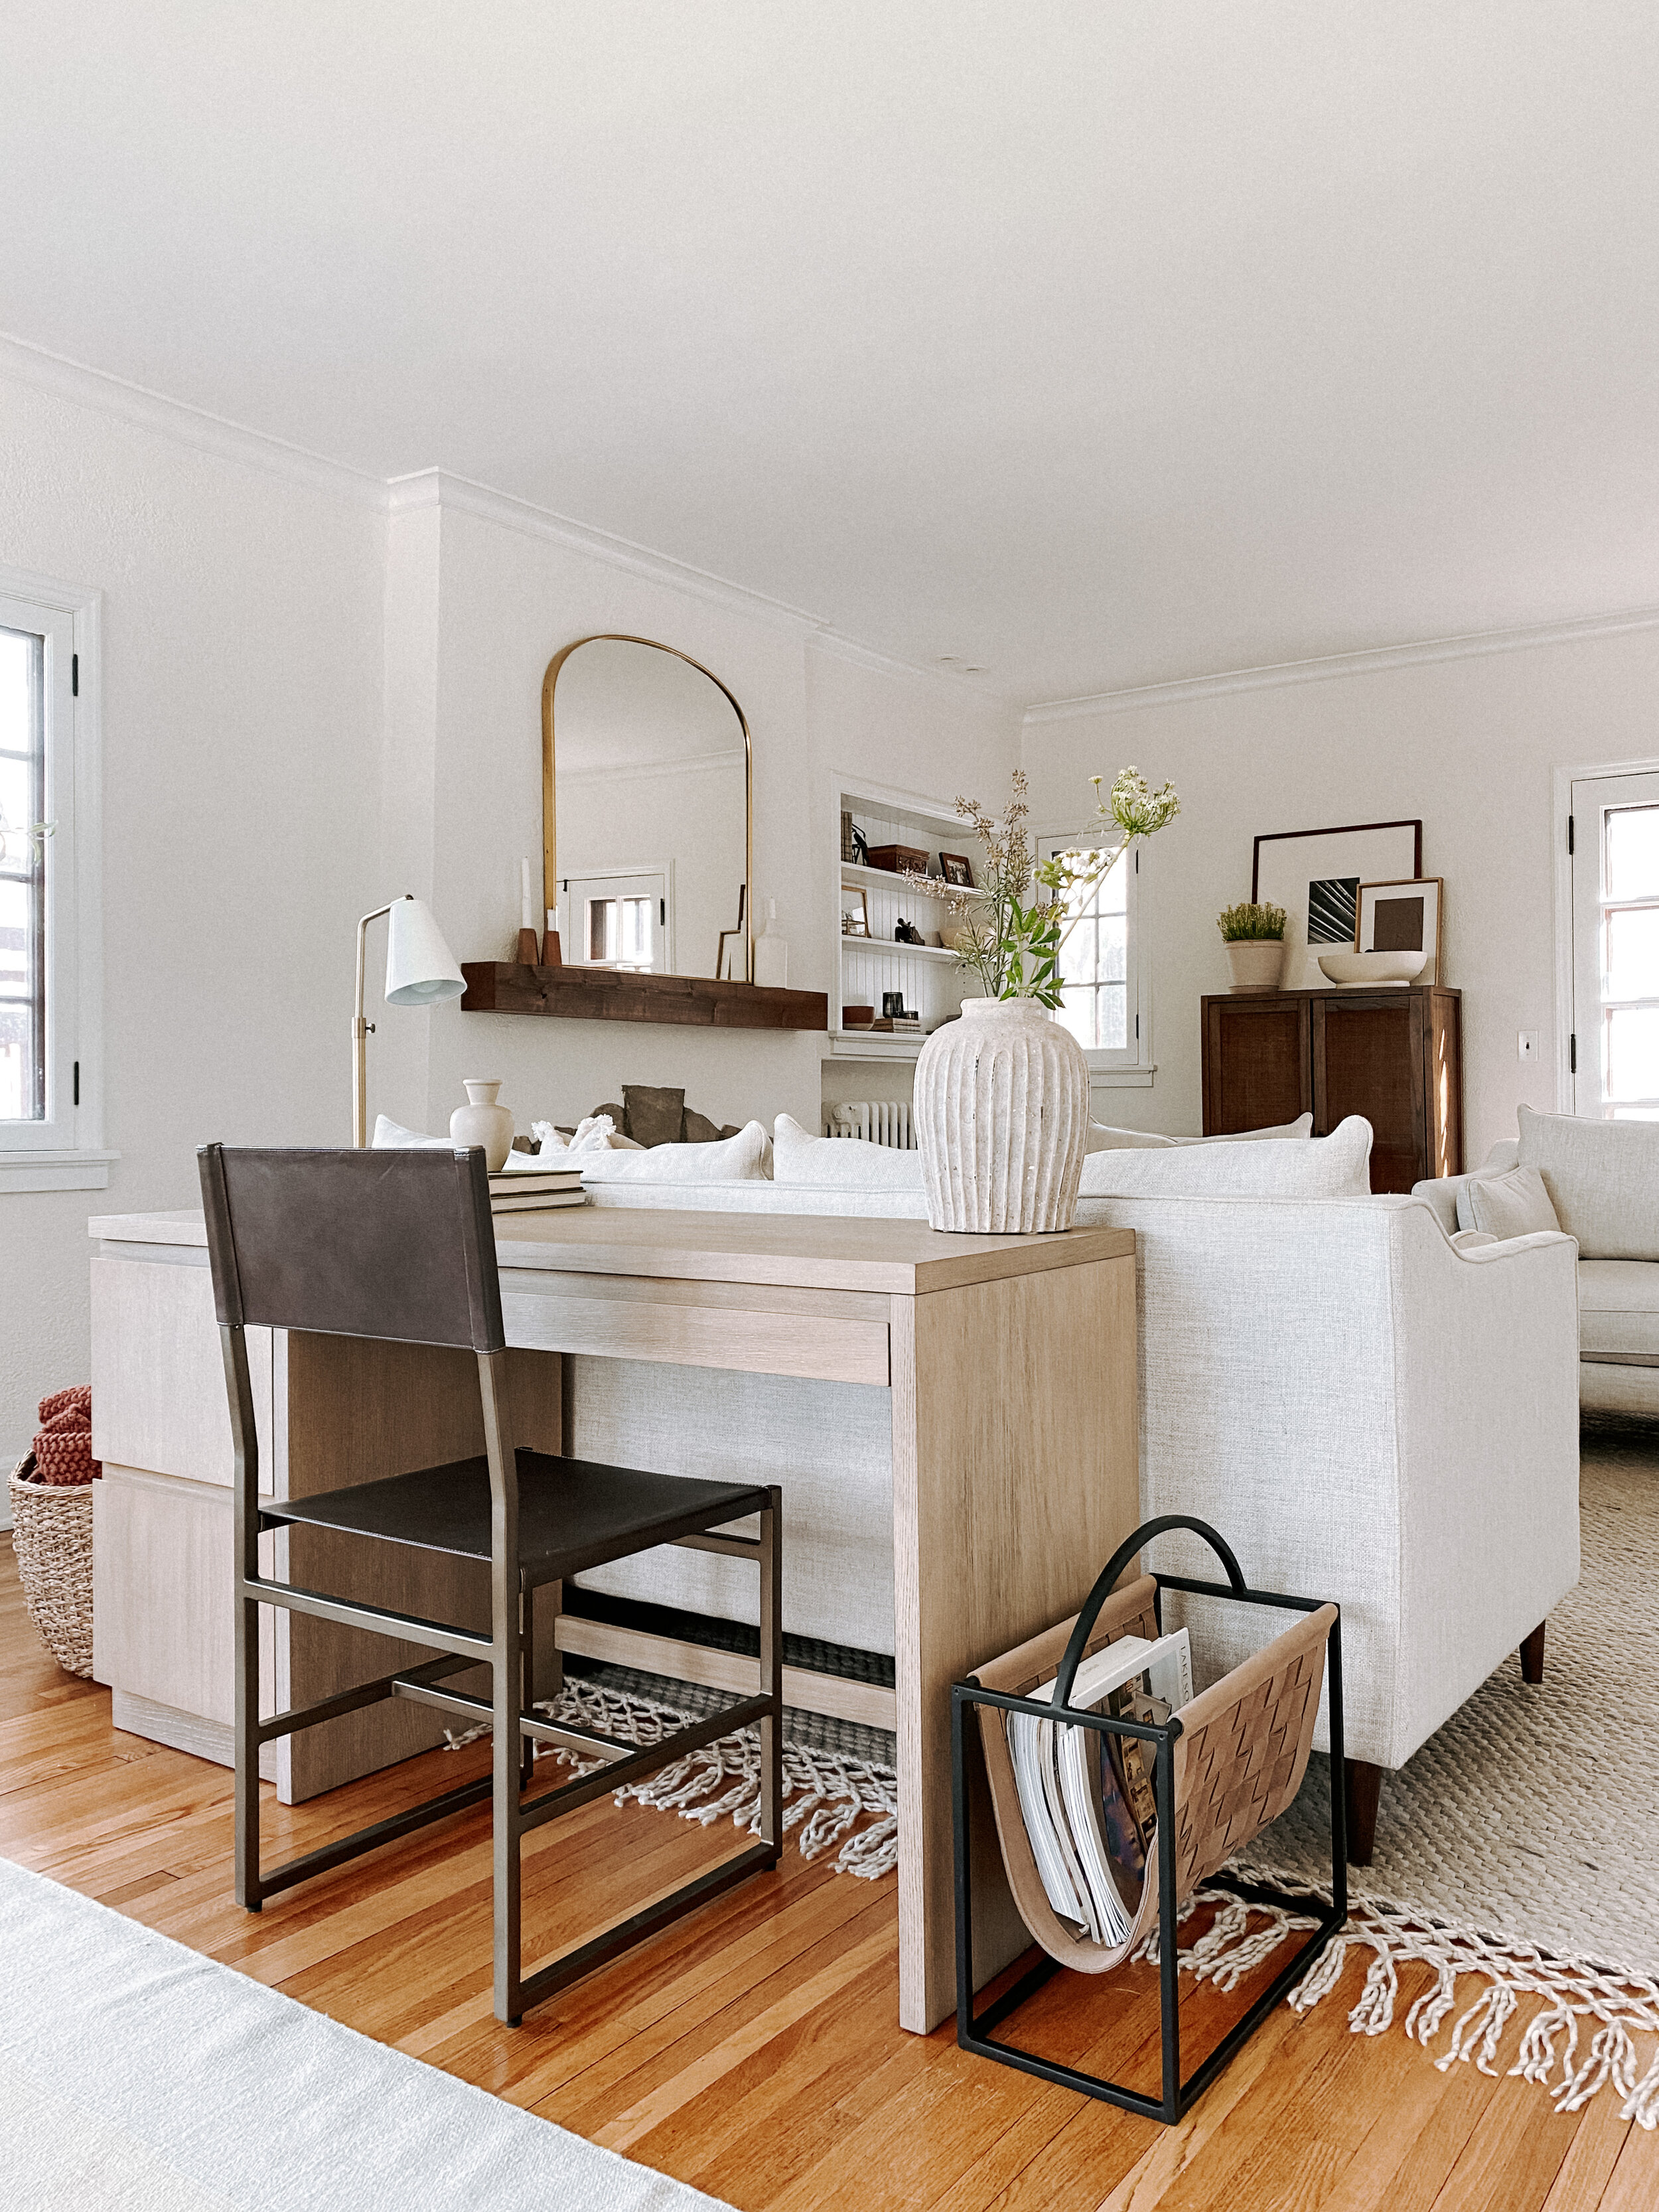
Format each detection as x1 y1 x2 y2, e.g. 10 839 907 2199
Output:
31 1386 100 1486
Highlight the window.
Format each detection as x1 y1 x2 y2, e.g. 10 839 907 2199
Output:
0 576 108 1191
1039 833 1152 1082
559 867 668 972
1570 771 1659 1118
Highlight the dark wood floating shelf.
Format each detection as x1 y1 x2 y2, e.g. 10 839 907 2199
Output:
461 962 829 1033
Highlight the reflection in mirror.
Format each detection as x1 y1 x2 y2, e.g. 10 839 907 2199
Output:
544 636 751 982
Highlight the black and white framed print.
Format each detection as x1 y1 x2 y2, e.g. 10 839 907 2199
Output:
1252 820 1422 991
1358 877 1441 985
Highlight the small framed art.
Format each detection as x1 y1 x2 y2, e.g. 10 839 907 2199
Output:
938 852 975 888
840 885 869 937
1358 877 1441 984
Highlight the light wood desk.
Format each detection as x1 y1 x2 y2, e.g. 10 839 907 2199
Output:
89 1204 1137 2033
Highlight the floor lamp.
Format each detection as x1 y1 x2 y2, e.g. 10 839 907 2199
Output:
353 895 465 1146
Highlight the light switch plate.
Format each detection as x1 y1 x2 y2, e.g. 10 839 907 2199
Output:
1518 1031 1539 1063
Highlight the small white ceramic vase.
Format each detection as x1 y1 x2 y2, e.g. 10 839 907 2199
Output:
753 899 789 989
913 998 1090 1233
450 1078 515 1171
1225 940 1285 994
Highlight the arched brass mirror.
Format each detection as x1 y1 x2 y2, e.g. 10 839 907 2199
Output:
542 636 753 984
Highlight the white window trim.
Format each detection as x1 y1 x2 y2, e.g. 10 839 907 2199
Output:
1552 753 1659 1118
0 565 111 1193
1037 826 1156 1087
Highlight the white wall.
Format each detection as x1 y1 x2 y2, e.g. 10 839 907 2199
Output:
1021 626 1659 1156
0 376 386 1479
379 488 1022 1147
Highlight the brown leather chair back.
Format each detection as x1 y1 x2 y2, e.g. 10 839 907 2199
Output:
197 1145 505 1352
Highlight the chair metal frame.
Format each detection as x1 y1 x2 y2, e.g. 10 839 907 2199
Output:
952 1515 1346 2125
199 1142 783 2027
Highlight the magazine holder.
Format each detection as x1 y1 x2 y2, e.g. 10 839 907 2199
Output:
952 1515 1346 2125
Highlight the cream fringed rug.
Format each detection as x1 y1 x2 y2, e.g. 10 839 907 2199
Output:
0 1858 731 2210
1206 1417 1659 2122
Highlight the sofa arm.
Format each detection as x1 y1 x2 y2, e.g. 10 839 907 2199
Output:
1411 1138 1521 1232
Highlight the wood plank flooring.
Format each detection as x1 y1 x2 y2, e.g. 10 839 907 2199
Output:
4 1538 1656 2210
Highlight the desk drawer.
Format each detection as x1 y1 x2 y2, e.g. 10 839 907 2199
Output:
500 1286 890 1385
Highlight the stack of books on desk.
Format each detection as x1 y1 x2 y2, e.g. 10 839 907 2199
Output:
1006 1627 1192 1946
488 1163 588 1215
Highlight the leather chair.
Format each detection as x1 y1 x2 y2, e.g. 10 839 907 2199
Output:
197 1142 782 2024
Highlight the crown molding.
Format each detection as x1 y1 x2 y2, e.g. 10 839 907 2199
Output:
386 469 831 636
1022 605 1659 725
804 626 1021 708
0 331 387 507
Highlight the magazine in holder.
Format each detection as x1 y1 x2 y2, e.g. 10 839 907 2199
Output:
951 1514 1346 2126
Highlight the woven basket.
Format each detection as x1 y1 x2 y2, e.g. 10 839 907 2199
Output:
9 1451 95 1678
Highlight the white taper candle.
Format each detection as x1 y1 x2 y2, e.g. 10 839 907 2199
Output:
520 856 534 930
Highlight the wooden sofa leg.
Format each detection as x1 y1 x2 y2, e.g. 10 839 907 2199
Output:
1344 1759 1383 1866
1520 1620 1546 1684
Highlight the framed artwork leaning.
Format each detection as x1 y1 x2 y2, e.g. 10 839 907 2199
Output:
1252 820 1423 991
1358 877 1442 985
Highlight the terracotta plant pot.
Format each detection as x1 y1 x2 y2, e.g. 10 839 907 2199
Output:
1224 940 1285 994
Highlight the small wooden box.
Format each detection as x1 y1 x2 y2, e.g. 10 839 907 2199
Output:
866 843 928 874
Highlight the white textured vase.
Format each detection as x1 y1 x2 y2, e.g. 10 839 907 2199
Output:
914 999 1090 1233
449 1078 514 1171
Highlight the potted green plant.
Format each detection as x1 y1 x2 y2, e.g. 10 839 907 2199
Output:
1218 902 1287 994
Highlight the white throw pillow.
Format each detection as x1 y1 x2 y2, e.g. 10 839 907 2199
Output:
1076 1114 1372 1198
578 1119 774 1183
1084 1112 1312 1152
773 1114 926 1189
1516 1106 1659 1261
371 1114 451 1149
1454 1165 1562 1242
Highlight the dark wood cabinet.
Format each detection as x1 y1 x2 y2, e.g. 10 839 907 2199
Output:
1201 986 1461 1193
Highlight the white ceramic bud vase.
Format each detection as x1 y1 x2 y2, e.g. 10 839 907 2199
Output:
914 999 1090 1233
450 1078 514 1171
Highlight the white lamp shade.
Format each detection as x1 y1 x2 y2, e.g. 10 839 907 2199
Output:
384 897 465 1006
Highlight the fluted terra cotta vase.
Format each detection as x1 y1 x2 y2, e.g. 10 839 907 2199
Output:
914 998 1090 1232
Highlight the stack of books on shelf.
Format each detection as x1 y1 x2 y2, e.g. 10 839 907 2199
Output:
1007 1627 1192 1945
869 1014 922 1033
488 1162 587 1215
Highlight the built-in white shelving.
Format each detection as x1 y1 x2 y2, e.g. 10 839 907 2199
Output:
832 784 978 1061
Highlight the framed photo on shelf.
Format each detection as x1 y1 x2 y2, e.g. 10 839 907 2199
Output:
938 851 975 888
1252 819 1422 991
840 885 869 937
1358 877 1442 984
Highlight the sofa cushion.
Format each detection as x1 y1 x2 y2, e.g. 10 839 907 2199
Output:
1077 1114 1372 1198
578 1120 773 1182
1086 1112 1313 1151
1577 1260 1659 1364
1455 1165 1561 1242
1517 1106 1659 1260
371 1114 451 1149
773 1114 925 1189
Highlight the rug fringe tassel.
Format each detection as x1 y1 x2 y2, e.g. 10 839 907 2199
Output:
1206 1867 1659 2126
444 1678 900 1881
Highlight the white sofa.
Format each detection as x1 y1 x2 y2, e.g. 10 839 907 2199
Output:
1415 1105 1659 1418
564 1115 1582 1859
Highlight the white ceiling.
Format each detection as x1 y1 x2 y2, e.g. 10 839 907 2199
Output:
2 4 1656 703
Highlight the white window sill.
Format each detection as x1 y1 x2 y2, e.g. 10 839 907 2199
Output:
0 1149 119 1193
1087 1067 1156 1088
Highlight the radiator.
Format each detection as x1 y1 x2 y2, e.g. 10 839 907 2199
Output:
824 1101 915 1149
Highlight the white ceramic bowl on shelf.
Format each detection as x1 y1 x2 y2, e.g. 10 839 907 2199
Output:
1317 950 1429 987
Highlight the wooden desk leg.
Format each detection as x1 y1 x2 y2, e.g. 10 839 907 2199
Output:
888 1252 1139 2034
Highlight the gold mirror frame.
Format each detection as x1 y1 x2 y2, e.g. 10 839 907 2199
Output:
541 634 754 984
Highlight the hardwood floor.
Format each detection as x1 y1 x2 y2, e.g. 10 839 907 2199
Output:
4 1538 1656 2210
